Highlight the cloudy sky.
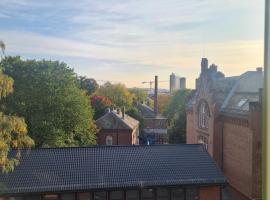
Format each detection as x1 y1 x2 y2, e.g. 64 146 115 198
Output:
0 0 264 89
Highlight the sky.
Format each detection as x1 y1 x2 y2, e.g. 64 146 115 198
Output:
0 0 265 89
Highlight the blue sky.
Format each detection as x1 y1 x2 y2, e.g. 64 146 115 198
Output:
0 0 264 88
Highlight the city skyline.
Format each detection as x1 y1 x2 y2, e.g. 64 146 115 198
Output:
0 0 264 89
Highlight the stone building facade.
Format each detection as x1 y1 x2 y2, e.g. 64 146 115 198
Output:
186 58 262 200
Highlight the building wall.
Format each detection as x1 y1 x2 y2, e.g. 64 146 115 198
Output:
222 118 253 199
1 185 224 200
144 118 167 129
186 111 196 144
97 129 132 145
199 186 221 200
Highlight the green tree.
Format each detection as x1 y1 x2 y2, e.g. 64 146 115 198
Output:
128 88 148 104
79 77 99 96
126 107 144 131
0 56 96 147
164 89 191 143
96 82 133 109
0 42 34 172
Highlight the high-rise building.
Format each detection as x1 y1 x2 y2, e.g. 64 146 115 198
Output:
170 73 186 93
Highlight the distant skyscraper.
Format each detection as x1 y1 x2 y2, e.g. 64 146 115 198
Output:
170 73 186 93
180 77 186 90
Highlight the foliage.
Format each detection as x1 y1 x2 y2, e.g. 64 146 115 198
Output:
0 56 97 147
164 89 191 143
96 82 133 109
0 68 34 173
79 77 99 96
126 107 144 131
91 95 112 120
0 40 5 57
157 94 171 114
128 88 148 104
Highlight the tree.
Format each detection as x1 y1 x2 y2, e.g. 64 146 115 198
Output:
164 89 191 143
157 93 171 114
79 77 99 96
96 82 133 109
91 95 112 120
126 107 144 131
0 40 5 58
0 56 97 147
0 42 34 172
128 88 148 104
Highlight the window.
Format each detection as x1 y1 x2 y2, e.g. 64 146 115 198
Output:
237 98 248 108
77 193 92 200
185 188 199 200
198 100 210 129
126 190 139 200
94 192 107 200
106 136 113 145
142 189 154 200
42 195 58 200
110 191 123 200
61 194 75 200
157 188 169 200
198 135 208 150
171 188 184 200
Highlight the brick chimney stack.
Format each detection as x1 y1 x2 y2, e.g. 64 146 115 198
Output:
154 75 158 114
122 107 125 119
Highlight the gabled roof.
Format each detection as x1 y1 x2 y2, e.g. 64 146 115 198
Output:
187 69 263 116
136 103 166 119
95 111 139 130
0 145 226 195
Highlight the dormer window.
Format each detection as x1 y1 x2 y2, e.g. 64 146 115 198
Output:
198 100 210 129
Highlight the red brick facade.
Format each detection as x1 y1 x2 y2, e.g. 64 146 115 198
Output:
186 59 262 200
97 129 138 145
199 186 221 200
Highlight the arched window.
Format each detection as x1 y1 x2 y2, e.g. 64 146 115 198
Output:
198 100 210 129
106 136 113 145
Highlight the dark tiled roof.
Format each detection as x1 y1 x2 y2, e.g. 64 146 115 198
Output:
187 70 263 116
95 111 139 130
136 103 166 119
0 145 226 195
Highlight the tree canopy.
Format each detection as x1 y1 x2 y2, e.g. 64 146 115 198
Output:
91 95 112 120
0 68 34 172
0 56 97 147
128 88 148 104
163 89 191 143
79 77 99 96
96 82 133 109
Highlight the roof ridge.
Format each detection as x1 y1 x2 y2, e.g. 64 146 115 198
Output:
18 144 203 150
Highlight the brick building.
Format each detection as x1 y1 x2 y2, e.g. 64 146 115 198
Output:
0 145 226 200
186 58 263 200
96 110 139 145
137 103 168 144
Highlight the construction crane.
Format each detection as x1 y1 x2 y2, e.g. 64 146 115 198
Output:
141 80 168 91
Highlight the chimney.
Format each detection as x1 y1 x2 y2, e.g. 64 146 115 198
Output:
122 107 125 119
256 67 263 72
201 58 208 74
154 75 158 114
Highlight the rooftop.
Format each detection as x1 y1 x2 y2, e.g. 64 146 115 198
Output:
0 145 226 195
95 110 139 130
